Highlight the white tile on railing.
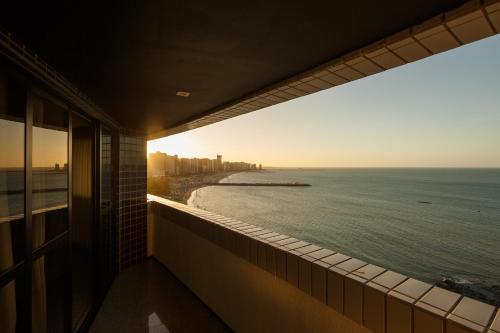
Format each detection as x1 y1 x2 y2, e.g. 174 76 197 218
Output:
344 274 366 324
387 295 413 333
249 237 260 265
312 260 331 303
274 245 288 280
265 243 277 275
414 287 461 333
308 248 335 260
238 234 251 260
335 258 367 273
417 286 461 312
364 282 388 333
257 241 267 269
257 232 281 240
275 237 300 246
321 253 351 266
352 264 386 281
286 250 301 287
227 222 248 229
343 264 387 327
266 234 289 243
236 225 259 232
240 226 262 234
249 229 274 237
387 279 432 333
285 241 310 250
371 270 408 290
298 255 315 294
327 266 347 313
233 222 251 229
295 244 321 254
392 278 433 300
489 308 500 333
364 271 407 333
447 297 495 333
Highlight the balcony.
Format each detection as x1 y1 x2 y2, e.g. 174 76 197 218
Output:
89 195 500 333
90 259 230 333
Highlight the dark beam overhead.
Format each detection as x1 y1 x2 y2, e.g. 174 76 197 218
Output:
1 1 471 135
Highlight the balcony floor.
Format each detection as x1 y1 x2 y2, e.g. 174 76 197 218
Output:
90 258 232 333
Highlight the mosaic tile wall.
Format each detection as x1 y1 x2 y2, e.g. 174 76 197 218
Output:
118 132 147 271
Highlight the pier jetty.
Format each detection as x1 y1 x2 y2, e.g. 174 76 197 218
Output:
205 182 311 187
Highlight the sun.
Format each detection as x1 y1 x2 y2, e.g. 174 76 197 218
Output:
148 134 197 158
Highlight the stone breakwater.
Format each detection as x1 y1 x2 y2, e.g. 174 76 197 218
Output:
437 277 500 306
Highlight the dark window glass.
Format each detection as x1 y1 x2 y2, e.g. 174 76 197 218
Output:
32 240 68 333
32 95 68 249
71 114 93 329
0 68 25 274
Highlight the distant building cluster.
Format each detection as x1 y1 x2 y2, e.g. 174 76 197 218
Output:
148 152 261 177
54 163 68 171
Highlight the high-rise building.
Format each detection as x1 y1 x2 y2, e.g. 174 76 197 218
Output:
216 155 222 171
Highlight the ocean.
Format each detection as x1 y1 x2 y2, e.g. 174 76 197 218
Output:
0 169 67 218
188 168 500 301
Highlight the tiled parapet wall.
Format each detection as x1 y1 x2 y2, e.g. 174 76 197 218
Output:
148 194 499 333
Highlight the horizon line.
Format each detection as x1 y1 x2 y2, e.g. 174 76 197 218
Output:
261 166 500 169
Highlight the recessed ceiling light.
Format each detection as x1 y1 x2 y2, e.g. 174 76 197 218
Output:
176 91 190 97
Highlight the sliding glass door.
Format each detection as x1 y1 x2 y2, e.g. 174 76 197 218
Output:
0 62 114 333
0 65 27 333
31 91 70 333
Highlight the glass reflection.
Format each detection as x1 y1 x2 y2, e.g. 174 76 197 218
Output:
32 95 68 249
0 68 25 275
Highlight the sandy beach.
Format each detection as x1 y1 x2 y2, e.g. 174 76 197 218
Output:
148 171 240 204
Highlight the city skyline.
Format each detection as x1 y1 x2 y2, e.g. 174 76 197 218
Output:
148 151 259 177
148 34 500 168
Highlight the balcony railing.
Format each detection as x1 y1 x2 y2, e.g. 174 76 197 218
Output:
147 194 499 333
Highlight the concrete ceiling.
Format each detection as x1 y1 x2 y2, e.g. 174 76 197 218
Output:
0 1 477 136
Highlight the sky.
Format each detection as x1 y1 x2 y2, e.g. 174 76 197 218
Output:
154 34 500 168
0 120 67 168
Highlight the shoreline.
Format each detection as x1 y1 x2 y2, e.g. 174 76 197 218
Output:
150 171 243 204
183 171 239 205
